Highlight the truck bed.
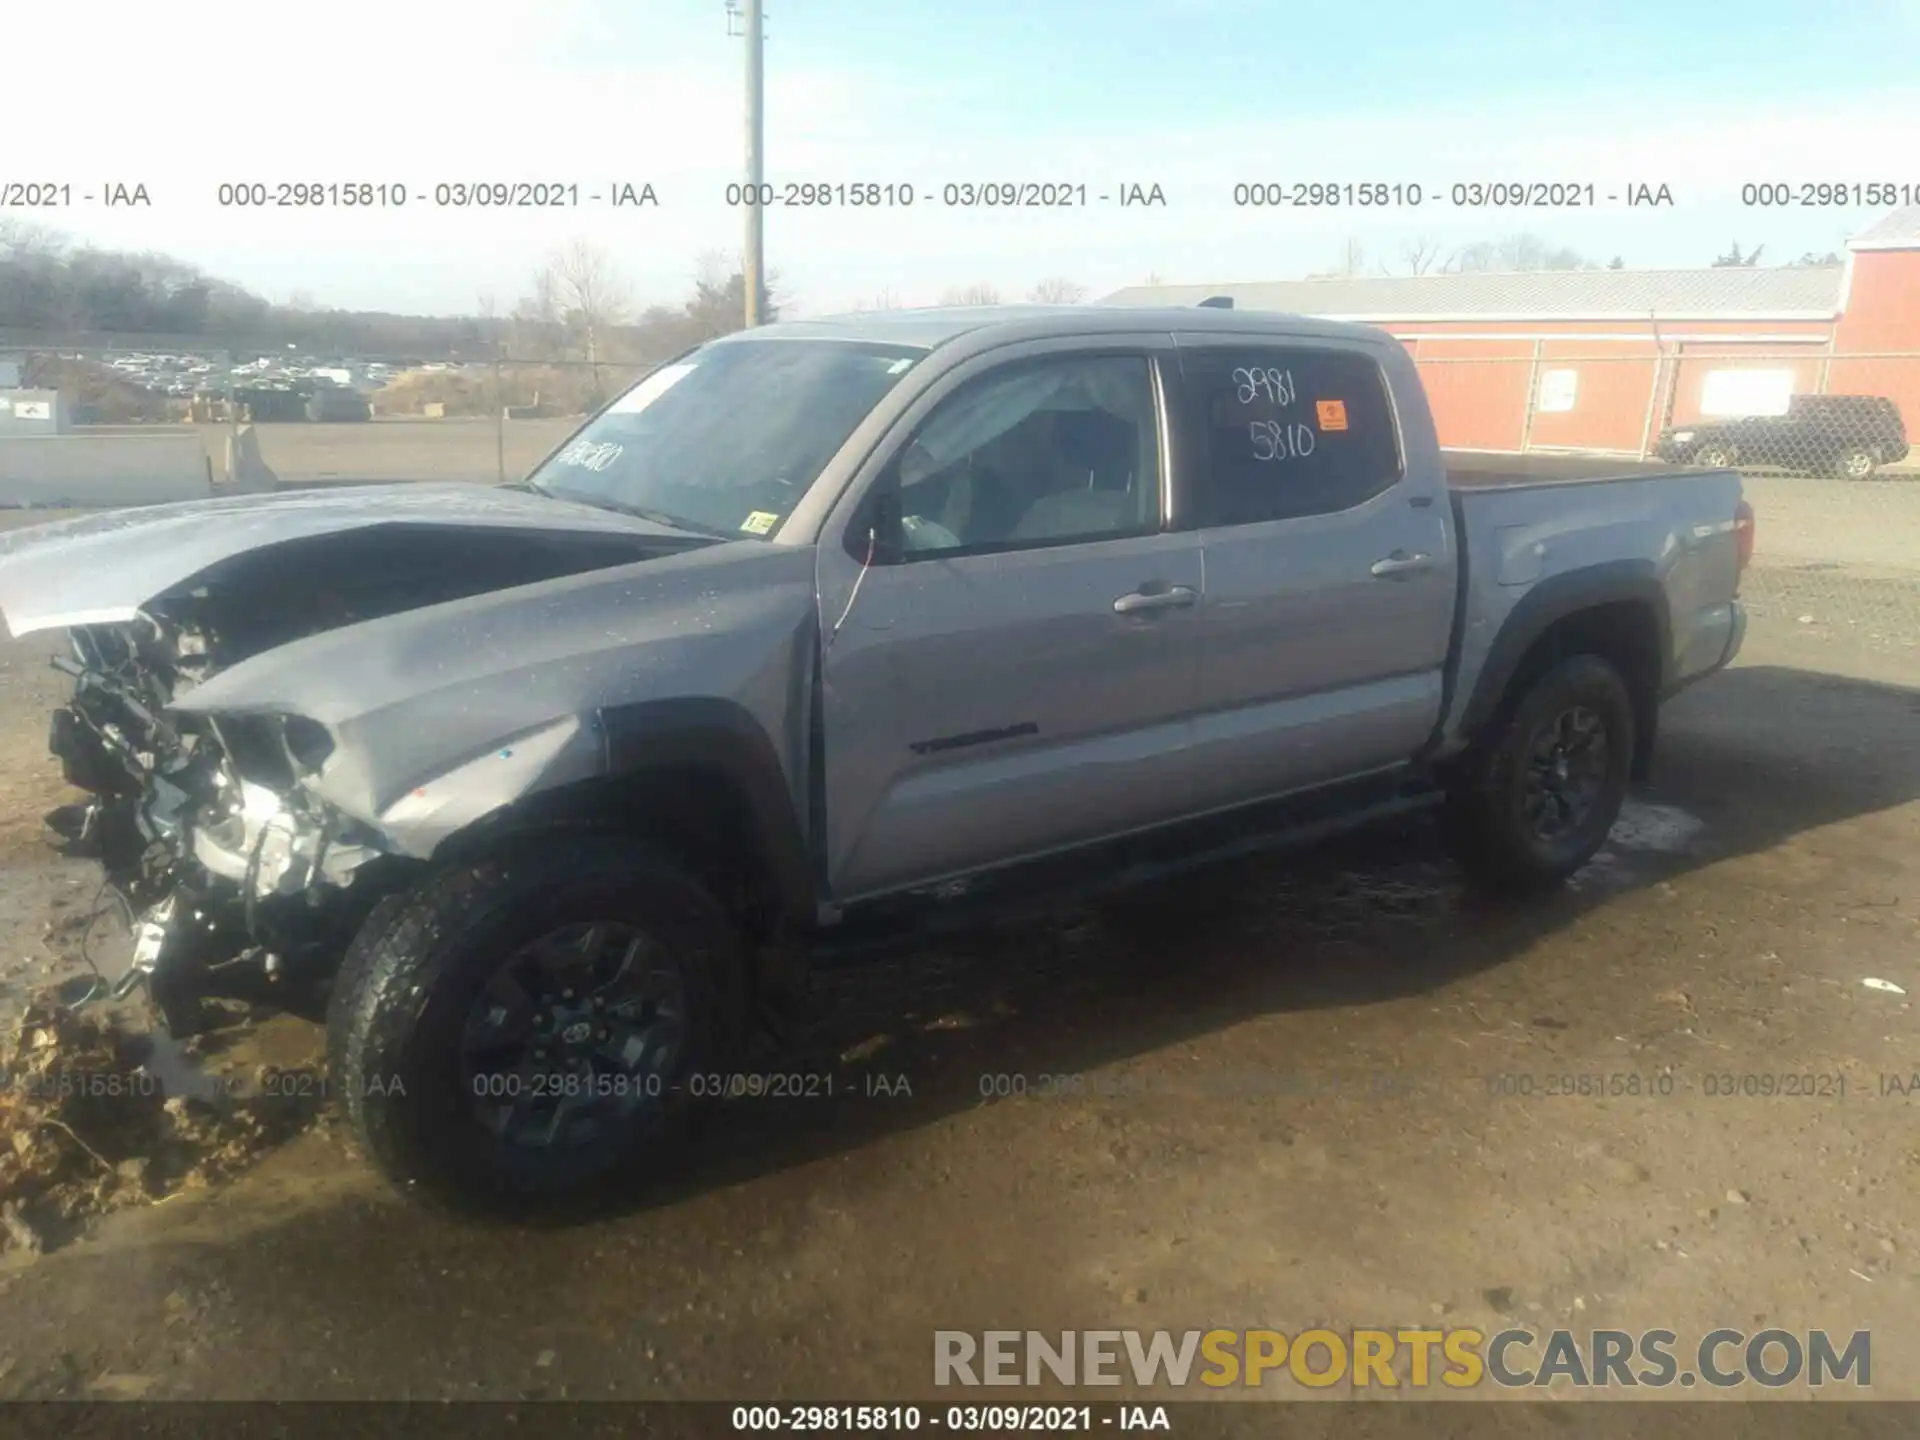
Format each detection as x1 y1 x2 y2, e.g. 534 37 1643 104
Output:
1446 450 1712 490
1434 453 1748 756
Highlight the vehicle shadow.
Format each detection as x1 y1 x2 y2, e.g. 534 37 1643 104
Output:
61 661 1920 1255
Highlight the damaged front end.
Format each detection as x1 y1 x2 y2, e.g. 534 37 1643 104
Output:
4 484 773 1037
48 602 407 1033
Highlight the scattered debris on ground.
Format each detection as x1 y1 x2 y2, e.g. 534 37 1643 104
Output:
0 988 324 1255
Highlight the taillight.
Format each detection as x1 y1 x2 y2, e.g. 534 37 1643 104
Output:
1734 499 1755 575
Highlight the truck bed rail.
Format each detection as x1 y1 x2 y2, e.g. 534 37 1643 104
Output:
1446 450 1717 491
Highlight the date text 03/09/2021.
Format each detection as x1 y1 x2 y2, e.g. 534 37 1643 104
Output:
729 1405 1171 1432
208 181 660 208
722 181 1167 208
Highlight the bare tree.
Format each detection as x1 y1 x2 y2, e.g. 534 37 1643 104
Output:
1712 241 1765 268
940 282 1003 306
510 265 563 358
1141 271 1164 286
475 291 504 352
515 267 560 325
683 249 781 339
0 220 73 336
545 238 633 366
850 286 904 313
0 217 66 260
1400 236 1444 276
1308 238 1369 280
1447 233 1593 273
1027 277 1087 304
695 249 733 290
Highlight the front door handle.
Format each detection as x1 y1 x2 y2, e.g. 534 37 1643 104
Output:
1370 551 1435 578
1113 585 1198 614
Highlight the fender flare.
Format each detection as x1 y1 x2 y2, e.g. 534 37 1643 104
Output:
1458 560 1673 744
596 697 817 926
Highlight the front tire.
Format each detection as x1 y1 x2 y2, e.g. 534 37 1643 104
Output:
326 836 744 1214
1692 444 1735 470
1445 656 1636 896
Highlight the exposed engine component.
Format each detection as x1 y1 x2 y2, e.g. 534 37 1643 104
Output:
9 498 705 1035
47 590 404 1031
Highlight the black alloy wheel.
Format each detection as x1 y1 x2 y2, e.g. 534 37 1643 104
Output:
462 920 687 1154
1444 654 1636 895
1520 705 1610 843
326 837 744 1213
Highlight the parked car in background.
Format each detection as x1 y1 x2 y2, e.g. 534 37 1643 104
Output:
306 387 372 422
234 387 309 423
1656 394 1908 479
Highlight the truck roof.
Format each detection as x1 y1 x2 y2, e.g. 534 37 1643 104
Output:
710 304 1394 352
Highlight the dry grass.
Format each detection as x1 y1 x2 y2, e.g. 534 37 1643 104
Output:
26 358 171 424
372 364 644 420
0 989 323 1254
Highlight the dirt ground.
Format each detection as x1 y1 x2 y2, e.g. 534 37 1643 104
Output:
0 588 1912 1403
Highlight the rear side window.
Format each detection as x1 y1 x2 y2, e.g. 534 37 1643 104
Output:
1792 396 1903 432
1183 347 1403 525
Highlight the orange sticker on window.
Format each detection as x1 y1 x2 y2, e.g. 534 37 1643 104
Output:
1317 399 1349 431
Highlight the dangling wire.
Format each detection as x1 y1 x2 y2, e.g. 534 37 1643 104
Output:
828 521 878 649
67 877 116 1010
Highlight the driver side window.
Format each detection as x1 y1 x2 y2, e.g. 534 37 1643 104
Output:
879 355 1162 559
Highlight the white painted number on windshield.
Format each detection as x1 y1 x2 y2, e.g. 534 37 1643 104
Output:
556 439 623 472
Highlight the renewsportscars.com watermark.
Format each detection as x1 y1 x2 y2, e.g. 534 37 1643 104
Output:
934 1328 1871 1391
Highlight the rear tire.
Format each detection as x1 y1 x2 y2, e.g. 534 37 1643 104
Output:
326 836 744 1215
1692 444 1735 469
1445 656 1636 896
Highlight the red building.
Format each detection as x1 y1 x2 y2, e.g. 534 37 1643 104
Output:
1105 208 1920 457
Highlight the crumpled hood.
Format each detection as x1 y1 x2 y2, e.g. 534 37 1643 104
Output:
0 481 687 636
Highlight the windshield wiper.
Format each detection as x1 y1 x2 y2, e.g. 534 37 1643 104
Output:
601 501 736 539
537 488 735 540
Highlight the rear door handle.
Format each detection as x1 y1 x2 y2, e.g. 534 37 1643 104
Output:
1370 551 1434 578
1113 585 1198 614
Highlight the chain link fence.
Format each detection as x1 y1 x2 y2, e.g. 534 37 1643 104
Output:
0 339 656 486
1410 347 1920 668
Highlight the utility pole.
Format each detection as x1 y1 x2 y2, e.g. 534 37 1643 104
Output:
730 0 767 328
744 0 766 327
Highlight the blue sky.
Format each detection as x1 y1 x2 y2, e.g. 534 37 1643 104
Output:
17 0 1920 316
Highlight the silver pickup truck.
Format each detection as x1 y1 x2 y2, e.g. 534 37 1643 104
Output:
0 305 1754 1210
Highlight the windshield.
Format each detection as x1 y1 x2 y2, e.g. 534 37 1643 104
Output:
527 338 927 538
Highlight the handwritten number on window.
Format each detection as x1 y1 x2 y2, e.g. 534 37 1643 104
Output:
1232 366 1296 407
1248 420 1315 462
